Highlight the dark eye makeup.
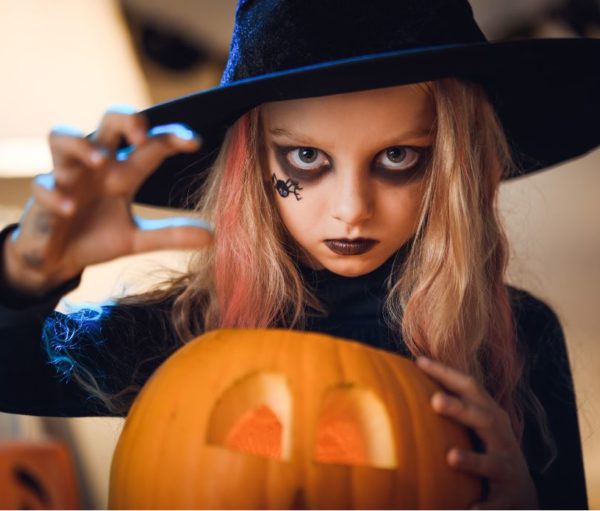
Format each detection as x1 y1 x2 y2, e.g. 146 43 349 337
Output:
270 142 432 184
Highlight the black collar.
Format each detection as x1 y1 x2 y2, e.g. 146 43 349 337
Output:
291 238 414 356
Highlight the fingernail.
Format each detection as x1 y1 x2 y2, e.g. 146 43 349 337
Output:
176 128 195 141
35 173 55 190
51 123 84 138
433 392 447 407
149 124 200 142
10 226 21 243
116 145 135 161
448 447 462 462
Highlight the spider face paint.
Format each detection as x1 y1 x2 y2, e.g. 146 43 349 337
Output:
272 173 303 200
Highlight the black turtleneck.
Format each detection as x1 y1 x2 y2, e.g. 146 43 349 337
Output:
296 247 412 358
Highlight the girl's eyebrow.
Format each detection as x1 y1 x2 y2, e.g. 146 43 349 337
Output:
268 128 316 145
268 126 434 145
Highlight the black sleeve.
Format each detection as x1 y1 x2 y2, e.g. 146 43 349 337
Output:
510 286 588 509
0 222 177 418
0 222 95 416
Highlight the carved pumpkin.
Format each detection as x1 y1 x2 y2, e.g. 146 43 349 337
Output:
109 328 482 509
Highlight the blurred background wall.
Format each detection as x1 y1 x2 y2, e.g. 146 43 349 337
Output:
0 0 599 507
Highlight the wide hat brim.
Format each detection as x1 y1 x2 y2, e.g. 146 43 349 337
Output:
132 37 600 210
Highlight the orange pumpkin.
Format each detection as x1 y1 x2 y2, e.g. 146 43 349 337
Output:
109 328 482 509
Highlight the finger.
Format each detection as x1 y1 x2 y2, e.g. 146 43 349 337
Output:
104 125 201 196
447 447 508 480
49 125 109 188
31 173 77 217
416 356 492 407
431 392 504 434
131 216 214 254
91 105 148 153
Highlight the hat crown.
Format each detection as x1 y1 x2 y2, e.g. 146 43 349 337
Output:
220 0 487 86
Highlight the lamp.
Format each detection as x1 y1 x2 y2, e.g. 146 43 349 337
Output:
0 0 150 181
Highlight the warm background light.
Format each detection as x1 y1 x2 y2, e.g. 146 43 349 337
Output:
0 0 150 177
1 0 599 508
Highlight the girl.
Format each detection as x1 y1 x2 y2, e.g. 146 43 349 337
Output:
1 0 598 508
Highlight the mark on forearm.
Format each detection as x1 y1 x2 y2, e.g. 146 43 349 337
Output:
22 251 44 268
33 211 52 236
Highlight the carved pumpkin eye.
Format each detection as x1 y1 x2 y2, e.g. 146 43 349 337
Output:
314 383 398 468
205 371 293 460
206 371 397 469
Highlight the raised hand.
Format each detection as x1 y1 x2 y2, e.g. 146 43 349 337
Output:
3 106 213 297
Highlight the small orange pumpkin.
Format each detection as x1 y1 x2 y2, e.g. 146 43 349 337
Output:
109 328 482 509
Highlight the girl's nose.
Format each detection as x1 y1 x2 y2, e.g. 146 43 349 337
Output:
330 171 374 227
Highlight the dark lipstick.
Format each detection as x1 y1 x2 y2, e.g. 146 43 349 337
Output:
324 238 379 255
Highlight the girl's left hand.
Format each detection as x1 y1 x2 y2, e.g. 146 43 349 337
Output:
415 356 539 510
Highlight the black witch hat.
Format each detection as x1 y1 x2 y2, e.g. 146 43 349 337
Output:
132 0 600 210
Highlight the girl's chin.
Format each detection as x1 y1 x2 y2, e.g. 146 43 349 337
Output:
318 254 384 277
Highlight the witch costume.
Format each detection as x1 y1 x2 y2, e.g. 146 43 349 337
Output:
1 0 599 508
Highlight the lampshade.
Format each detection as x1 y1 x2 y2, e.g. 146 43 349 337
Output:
0 0 151 177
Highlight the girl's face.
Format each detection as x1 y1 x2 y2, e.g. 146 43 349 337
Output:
261 83 435 276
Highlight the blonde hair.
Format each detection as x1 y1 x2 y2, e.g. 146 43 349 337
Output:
43 77 557 473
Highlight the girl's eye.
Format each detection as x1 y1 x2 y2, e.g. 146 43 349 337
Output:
286 147 328 170
376 146 421 171
284 146 424 173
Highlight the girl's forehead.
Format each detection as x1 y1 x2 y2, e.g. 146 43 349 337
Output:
263 83 431 114
260 83 435 136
